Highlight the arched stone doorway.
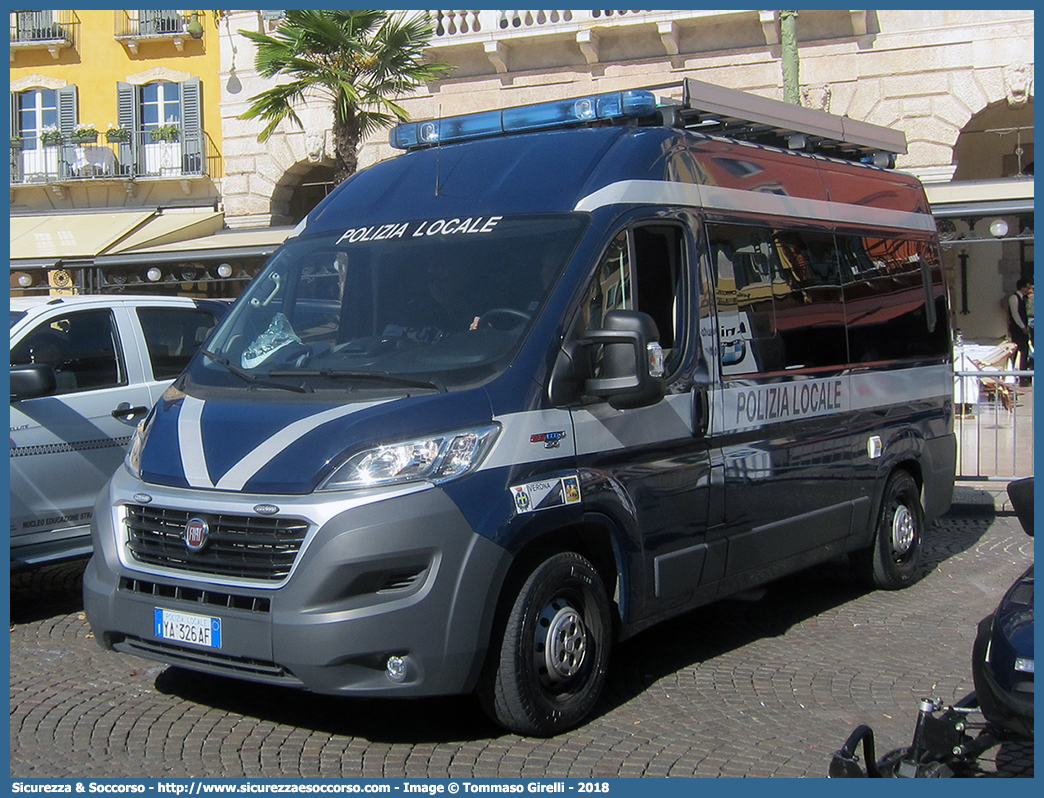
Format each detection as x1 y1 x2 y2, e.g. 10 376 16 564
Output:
271 161 337 226
953 99 1034 180
939 99 1034 343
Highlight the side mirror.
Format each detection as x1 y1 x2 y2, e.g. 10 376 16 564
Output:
10 364 58 401
581 310 665 410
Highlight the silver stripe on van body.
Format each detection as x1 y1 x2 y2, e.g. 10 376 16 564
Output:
176 398 392 491
471 363 949 466
482 408 577 470
179 396 211 488
573 180 937 233
719 363 952 434
480 396 693 468
213 402 390 491
569 394 693 457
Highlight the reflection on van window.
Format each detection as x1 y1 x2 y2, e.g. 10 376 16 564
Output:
710 223 948 375
583 230 630 331
193 215 587 393
579 224 687 376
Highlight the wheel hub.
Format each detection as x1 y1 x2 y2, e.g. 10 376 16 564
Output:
891 505 915 555
540 600 587 683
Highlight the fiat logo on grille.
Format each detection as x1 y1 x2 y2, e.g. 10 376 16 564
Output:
184 517 210 552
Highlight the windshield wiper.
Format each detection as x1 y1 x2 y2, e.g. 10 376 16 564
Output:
200 348 310 393
267 368 445 393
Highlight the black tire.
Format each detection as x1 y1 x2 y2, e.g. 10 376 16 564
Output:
855 470 925 590
479 552 611 737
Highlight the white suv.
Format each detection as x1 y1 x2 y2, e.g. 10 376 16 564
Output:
10 294 230 569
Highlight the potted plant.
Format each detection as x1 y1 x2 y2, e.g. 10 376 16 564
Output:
40 126 62 146
70 123 98 144
11 134 23 150
149 123 180 143
105 124 131 144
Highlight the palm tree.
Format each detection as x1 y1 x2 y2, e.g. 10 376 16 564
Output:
239 10 449 183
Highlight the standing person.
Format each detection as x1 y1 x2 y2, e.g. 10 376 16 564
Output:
1008 278 1034 386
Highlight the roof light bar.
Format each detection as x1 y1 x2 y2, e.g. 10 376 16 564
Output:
390 89 657 150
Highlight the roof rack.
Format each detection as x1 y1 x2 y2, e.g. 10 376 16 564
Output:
657 78 906 166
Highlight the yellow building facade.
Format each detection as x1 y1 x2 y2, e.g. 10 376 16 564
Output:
10 10 231 296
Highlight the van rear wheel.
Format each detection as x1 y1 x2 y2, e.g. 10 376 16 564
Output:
479 552 611 737
855 470 924 590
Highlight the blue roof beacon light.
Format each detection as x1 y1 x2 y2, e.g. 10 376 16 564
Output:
390 89 658 150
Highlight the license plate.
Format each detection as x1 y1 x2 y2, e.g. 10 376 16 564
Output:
154 608 221 648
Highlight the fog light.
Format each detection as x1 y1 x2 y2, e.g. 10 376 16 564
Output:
386 655 408 683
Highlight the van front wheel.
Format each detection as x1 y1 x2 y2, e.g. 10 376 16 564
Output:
857 470 925 590
479 552 611 737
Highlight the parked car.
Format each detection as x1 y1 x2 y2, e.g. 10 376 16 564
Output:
10 294 230 569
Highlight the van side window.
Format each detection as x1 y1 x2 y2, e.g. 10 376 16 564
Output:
580 224 687 375
10 309 125 394
840 235 949 363
711 224 949 375
583 230 631 332
769 229 847 370
710 225 783 375
633 225 686 357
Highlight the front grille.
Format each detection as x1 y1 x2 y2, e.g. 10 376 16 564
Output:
119 576 272 613
124 505 309 581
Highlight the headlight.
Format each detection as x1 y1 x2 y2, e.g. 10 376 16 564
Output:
124 412 154 478
320 425 500 491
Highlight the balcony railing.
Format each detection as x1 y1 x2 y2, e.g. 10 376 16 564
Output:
10 129 214 185
10 9 77 57
425 10 869 70
429 10 654 37
114 10 204 52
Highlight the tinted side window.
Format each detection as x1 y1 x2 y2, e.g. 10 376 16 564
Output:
840 236 948 363
11 309 124 394
138 307 220 380
710 225 782 375
710 223 947 376
770 229 847 370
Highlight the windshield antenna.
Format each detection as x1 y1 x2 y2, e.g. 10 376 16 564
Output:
435 103 441 196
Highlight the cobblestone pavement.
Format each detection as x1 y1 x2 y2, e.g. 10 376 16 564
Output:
10 509 1033 779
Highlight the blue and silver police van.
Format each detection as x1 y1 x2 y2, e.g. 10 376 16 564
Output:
84 80 956 736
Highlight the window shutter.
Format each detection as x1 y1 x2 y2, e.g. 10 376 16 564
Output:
11 92 22 183
116 82 140 176
57 85 78 133
56 85 78 179
116 82 138 132
180 77 201 133
180 77 203 174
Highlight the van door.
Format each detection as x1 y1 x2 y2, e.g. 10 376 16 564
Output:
9 305 154 565
709 223 856 591
570 219 719 622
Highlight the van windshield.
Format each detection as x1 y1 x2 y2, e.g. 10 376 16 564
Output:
190 214 587 394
